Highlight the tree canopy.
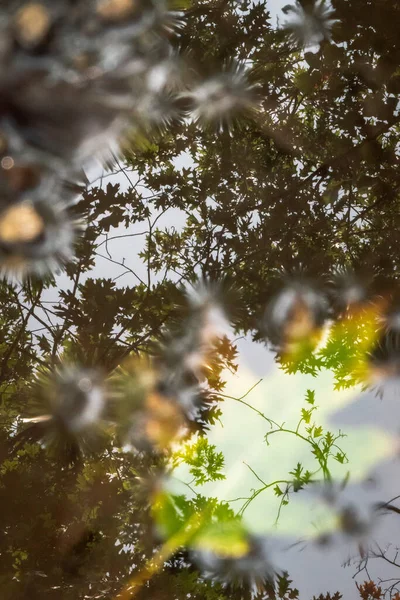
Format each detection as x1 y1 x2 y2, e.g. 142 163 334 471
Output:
1 0 400 599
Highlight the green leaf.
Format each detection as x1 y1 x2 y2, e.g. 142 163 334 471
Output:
173 437 225 486
313 426 323 438
301 408 312 424
335 452 346 464
305 390 315 405
37 334 51 354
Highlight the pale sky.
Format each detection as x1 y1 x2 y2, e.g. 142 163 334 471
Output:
169 337 400 598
